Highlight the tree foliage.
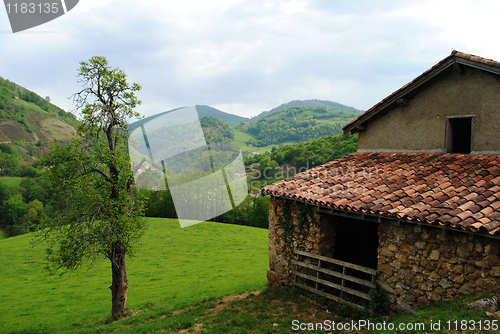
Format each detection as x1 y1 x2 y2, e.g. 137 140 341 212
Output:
34 56 146 317
245 132 358 171
200 116 235 143
244 106 356 146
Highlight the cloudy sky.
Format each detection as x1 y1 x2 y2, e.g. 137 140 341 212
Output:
1 0 500 119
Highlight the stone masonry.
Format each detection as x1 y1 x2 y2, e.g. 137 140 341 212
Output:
268 196 500 310
267 197 335 287
378 222 500 310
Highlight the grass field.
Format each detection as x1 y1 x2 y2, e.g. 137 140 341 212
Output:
231 128 255 152
0 218 496 334
40 117 76 141
231 128 297 155
11 99 47 114
0 218 268 334
0 176 23 187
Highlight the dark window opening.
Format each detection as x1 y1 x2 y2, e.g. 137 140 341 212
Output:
329 217 379 294
446 117 473 154
334 217 379 270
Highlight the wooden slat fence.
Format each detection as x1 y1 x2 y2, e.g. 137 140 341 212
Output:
292 249 378 311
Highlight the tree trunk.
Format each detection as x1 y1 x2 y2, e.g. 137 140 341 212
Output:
110 243 128 317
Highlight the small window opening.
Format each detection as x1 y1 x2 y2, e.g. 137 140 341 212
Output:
446 116 473 154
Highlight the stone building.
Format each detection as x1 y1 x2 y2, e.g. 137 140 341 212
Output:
262 51 500 310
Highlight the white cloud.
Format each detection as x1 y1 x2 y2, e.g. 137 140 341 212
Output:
2 0 500 118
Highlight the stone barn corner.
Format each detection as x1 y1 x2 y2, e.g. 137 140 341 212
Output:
263 51 500 311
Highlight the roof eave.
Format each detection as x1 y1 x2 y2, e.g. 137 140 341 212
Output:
343 56 456 134
343 54 500 135
266 192 500 240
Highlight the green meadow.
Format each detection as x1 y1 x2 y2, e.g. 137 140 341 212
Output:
0 176 23 188
0 218 268 334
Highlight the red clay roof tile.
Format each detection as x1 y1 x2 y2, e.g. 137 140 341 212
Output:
262 152 500 235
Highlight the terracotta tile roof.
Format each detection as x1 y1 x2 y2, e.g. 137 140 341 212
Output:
344 51 500 134
262 152 500 235
453 51 500 68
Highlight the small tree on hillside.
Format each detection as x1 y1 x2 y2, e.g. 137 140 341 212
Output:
35 56 147 317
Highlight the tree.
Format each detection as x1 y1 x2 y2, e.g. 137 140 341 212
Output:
35 56 147 317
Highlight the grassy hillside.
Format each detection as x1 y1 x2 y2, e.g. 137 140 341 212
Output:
0 218 268 334
231 128 284 154
0 76 77 164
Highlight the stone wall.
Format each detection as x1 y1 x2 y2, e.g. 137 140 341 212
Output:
268 196 500 311
267 196 335 287
378 222 500 310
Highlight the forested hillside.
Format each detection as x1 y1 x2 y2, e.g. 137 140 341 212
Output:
245 132 358 171
0 76 361 237
241 106 358 147
250 99 362 122
0 77 79 237
0 173 57 235
0 76 77 168
200 116 235 143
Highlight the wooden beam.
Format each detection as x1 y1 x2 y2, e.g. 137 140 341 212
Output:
293 260 377 289
267 195 500 241
356 125 366 131
293 281 367 311
295 249 378 275
453 62 464 74
397 98 409 107
294 271 372 301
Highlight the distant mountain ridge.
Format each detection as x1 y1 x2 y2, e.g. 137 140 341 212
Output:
132 105 248 129
195 105 248 125
250 99 362 122
133 100 362 128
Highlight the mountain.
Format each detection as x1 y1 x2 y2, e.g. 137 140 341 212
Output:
132 105 249 129
250 99 362 122
0 76 77 164
195 105 248 125
239 105 359 147
199 116 235 143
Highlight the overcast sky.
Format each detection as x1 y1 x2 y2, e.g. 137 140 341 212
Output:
1 0 500 119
